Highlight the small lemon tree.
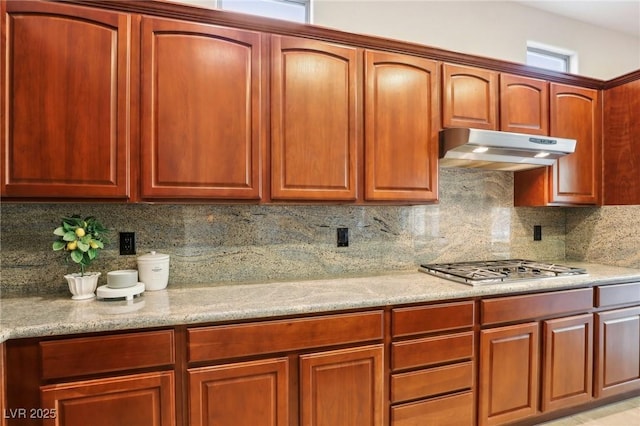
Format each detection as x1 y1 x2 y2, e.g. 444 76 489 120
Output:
52 215 109 276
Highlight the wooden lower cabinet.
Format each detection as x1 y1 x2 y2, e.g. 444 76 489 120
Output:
40 371 175 426
300 344 384 426
391 391 474 426
595 306 640 398
390 301 475 426
479 322 540 426
188 358 289 426
541 314 593 412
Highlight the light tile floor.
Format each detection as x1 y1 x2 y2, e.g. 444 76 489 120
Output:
538 396 640 425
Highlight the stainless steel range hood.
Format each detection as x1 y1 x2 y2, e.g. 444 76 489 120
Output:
439 128 577 171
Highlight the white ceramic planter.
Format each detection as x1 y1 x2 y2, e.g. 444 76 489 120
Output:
64 272 101 300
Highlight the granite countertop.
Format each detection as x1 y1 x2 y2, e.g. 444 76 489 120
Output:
1 262 640 343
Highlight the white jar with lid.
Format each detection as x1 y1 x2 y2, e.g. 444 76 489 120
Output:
137 251 170 291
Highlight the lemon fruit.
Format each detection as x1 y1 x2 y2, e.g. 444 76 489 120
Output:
75 228 86 237
67 241 78 251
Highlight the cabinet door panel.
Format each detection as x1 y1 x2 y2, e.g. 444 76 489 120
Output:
40 372 175 426
500 74 549 135
442 64 498 130
141 18 263 199
300 344 384 426
271 36 359 200
2 1 131 198
603 79 640 205
549 84 601 204
595 307 640 398
542 314 593 412
364 51 438 201
479 322 539 426
188 358 289 426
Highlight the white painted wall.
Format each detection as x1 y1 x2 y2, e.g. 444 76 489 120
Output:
312 0 640 80
169 0 640 80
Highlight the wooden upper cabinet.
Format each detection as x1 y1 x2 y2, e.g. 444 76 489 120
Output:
603 77 640 205
1 0 133 199
549 84 601 204
140 17 264 199
271 35 359 201
500 74 549 135
515 84 602 206
442 64 498 130
364 51 439 202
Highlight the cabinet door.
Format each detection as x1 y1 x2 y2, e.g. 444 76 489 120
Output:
479 323 539 426
514 84 602 206
500 74 549 135
595 306 640 398
271 36 359 201
188 358 289 426
603 78 640 205
364 51 438 201
1 0 132 199
541 314 593 412
442 64 498 130
300 344 384 426
40 371 175 426
549 84 601 204
140 17 264 199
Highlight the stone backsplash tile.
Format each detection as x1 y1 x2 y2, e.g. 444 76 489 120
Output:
1 168 568 296
566 206 640 268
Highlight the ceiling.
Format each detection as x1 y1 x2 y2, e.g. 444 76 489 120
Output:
516 1 640 38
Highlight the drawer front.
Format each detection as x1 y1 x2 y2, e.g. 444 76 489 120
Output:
391 391 474 426
392 301 475 337
392 331 474 371
40 330 175 380
481 287 593 325
188 311 384 363
595 282 640 308
391 361 473 403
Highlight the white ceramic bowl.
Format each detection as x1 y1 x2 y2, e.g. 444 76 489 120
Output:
106 269 138 289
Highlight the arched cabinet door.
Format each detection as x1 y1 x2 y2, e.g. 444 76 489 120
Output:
364 51 439 202
549 84 601 205
271 35 359 201
140 17 264 200
2 0 132 199
500 74 549 135
442 63 498 130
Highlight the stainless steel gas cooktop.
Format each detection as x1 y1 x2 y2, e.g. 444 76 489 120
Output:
419 259 587 285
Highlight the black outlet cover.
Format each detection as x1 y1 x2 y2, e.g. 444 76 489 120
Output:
119 232 136 255
337 227 349 247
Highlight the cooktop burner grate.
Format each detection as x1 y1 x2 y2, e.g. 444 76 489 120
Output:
419 259 587 285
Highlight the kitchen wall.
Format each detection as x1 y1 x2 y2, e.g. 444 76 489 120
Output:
312 0 639 80
170 0 639 80
0 168 565 297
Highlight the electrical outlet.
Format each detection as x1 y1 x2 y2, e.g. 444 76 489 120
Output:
533 225 542 241
119 232 136 255
337 227 349 247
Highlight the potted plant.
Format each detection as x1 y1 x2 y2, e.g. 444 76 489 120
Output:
53 215 109 300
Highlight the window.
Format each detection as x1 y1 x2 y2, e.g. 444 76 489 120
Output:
220 0 310 23
526 41 577 74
